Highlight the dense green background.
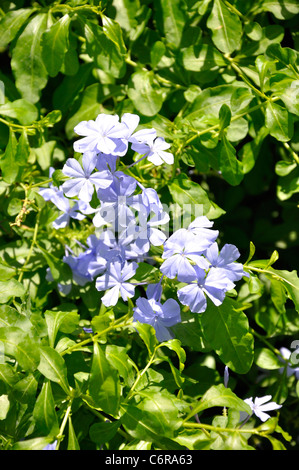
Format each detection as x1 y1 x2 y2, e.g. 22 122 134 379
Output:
0 0 298 450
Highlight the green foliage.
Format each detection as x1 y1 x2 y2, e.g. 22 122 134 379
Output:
0 0 298 451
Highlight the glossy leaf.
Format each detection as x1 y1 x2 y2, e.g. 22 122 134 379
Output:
38 346 70 394
265 101 293 142
218 134 244 186
41 14 71 77
11 13 48 103
0 8 34 49
201 298 254 373
207 0 242 53
127 70 164 117
88 341 120 416
33 381 59 434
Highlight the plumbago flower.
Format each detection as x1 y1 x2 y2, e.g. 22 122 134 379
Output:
133 286 181 342
95 260 138 307
39 112 247 344
73 113 139 156
240 396 282 423
62 152 113 202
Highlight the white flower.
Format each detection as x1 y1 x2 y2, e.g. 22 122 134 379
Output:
241 395 282 423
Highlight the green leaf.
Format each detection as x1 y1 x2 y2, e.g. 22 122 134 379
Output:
0 99 38 125
41 14 71 77
0 128 19 184
12 437 54 450
159 339 186 373
254 348 282 370
11 13 48 103
67 415 80 450
261 0 299 19
157 0 187 48
0 278 25 303
266 43 299 74
269 76 299 116
150 41 166 68
219 103 231 133
168 173 211 219
33 381 59 434
127 70 164 117
218 134 244 186
265 101 293 142
130 262 158 284
134 321 158 356
53 62 93 113
266 268 299 313
187 84 244 119
38 346 70 394
88 341 120 416
89 420 121 445
106 345 136 387
65 84 120 139
0 327 40 372
45 308 79 348
201 298 254 374
15 129 30 166
207 0 242 53
122 388 182 441
101 13 126 54
181 44 226 72
0 8 35 49
186 384 252 419
0 395 10 420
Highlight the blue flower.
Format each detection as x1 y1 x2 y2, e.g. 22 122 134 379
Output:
177 265 235 313
133 296 181 342
95 260 138 306
52 197 87 229
205 242 248 282
131 135 174 166
43 440 57 450
73 113 139 156
62 153 113 203
160 229 210 282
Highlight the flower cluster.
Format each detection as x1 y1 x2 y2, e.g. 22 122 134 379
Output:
40 112 246 342
160 223 248 314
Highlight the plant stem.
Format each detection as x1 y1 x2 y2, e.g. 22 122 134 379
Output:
18 211 40 283
61 313 132 356
183 421 260 435
56 402 72 450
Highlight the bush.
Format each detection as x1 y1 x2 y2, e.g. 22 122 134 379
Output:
0 0 298 451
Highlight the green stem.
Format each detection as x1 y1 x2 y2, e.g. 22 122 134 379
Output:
223 0 245 19
18 211 40 283
283 142 299 165
123 348 158 404
183 421 261 436
0 117 36 134
244 265 298 290
56 402 72 450
183 97 279 148
29 178 53 189
61 313 132 356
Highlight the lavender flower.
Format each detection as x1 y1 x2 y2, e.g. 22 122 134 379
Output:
205 242 248 282
133 296 181 342
160 229 211 282
95 260 138 306
177 266 235 313
62 153 113 202
131 135 174 166
73 113 139 155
